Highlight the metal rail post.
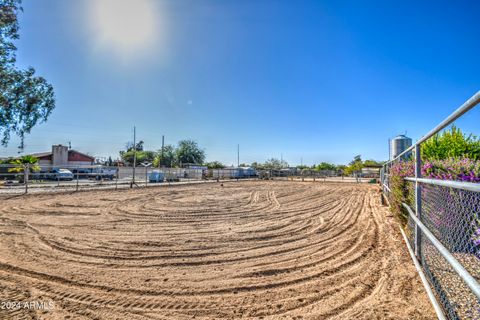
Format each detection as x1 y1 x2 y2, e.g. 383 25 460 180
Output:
132 126 136 186
76 166 79 191
414 144 422 258
24 164 29 194
115 164 119 190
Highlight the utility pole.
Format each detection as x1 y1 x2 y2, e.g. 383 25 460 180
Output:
160 135 165 168
132 126 136 185
237 144 240 167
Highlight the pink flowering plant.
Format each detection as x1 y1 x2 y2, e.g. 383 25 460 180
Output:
422 158 480 182
389 160 414 224
390 157 480 257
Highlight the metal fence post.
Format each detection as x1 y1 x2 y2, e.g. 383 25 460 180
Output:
132 164 135 186
145 166 148 187
115 164 119 190
24 164 29 194
415 144 422 259
76 166 79 191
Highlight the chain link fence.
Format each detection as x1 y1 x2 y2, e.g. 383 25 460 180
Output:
0 164 350 195
0 164 259 195
381 91 480 320
403 181 480 319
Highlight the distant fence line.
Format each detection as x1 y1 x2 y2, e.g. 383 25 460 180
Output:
381 91 480 320
0 164 349 195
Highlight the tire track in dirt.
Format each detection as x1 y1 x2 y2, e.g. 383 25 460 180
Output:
0 181 435 319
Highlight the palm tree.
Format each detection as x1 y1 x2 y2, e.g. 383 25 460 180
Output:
8 155 40 173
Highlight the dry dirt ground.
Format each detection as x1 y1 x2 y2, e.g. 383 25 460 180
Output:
0 181 435 319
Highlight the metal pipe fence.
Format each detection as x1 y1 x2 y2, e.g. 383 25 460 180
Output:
0 165 347 195
381 91 480 319
0 165 253 195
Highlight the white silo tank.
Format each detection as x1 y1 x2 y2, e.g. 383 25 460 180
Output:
390 135 412 160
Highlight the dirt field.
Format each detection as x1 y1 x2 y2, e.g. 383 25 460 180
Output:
0 181 435 319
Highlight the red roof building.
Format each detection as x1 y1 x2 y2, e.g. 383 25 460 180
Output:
32 145 95 167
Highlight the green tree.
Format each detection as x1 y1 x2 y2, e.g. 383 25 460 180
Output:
153 144 176 167
336 164 347 174
363 159 383 167
119 140 149 165
8 155 40 172
138 151 156 164
0 0 55 149
120 150 155 165
204 161 224 169
250 162 261 169
125 140 144 152
263 158 289 169
344 155 363 175
315 162 337 171
421 125 480 161
350 155 362 165
175 140 205 165
120 147 156 165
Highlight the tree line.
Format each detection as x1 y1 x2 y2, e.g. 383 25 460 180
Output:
115 138 384 172
119 139 206 167
295 157 383 175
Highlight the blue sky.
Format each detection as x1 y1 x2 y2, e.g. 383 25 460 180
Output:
2 0 480 165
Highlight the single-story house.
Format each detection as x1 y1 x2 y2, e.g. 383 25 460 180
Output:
31 145 95 168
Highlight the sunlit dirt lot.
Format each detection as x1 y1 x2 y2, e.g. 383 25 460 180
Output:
0 181 434 319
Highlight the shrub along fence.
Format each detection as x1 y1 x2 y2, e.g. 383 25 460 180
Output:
381 91 480 320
